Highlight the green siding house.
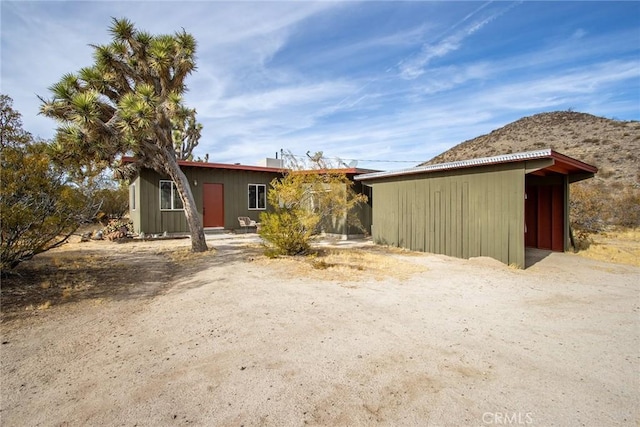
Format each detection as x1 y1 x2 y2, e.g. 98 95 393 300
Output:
127 159 374 238
355 149 597 268
128 159 284 235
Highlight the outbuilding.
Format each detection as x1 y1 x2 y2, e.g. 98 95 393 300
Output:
354 149 597 268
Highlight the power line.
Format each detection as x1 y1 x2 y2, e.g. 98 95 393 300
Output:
341 158 419 163
285 151 419 164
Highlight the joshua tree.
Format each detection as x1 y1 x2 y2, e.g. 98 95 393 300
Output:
40 18 207 251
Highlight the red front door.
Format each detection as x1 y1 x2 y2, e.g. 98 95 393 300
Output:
203 183 224 227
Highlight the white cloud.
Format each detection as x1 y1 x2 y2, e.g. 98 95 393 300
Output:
398 1 517 80
1 1 637 171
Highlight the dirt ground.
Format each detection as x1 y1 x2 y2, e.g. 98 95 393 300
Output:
1 233 638 426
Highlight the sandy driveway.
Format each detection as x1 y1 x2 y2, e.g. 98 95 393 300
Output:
1 235 638 426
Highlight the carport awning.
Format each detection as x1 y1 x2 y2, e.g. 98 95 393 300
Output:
525 151 598 183
355 149 598 183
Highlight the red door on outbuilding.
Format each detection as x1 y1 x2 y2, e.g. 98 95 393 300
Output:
525 182 564 252
203 183 224 227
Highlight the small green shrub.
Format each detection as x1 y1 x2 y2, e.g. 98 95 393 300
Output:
258 158 367 256
259 209 317 256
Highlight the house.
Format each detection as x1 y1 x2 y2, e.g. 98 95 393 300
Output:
127 158 285 234
354 149 597 268
127 158 374 238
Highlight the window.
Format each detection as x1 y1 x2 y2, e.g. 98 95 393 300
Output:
160 180 184 210
130 183 136 211
248 184 266 210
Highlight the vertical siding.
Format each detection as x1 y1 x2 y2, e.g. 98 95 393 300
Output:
136 167 371 237
371 182 398 246
562 175 570 251
370 163 525 267
137 167 282 234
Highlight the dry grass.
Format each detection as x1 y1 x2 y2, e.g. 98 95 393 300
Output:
1 240 189 319
166 246 218 264
575 228 640 267
255 248 428 282
2 238 428 321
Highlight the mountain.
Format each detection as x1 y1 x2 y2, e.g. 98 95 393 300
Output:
423 111 640 188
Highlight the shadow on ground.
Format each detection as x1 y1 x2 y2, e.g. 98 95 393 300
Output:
0 239 260 321
525 248 553 268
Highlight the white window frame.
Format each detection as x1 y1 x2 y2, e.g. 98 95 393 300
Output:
130 183 136 211
248 184 267 210
159 180 184 211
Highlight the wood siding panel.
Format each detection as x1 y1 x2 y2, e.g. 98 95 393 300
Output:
551 184 564 252
524 174 567 253
372 182 398 246
414 180 425 252
368 164 525 267
137 167 283 234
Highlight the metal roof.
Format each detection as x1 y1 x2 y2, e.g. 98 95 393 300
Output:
355 149 597 181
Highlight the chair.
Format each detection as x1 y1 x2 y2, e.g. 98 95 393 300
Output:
238 216 258 233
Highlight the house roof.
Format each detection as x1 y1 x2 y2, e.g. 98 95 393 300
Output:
354 149 598 181
121 156 379 175
121 156 285 173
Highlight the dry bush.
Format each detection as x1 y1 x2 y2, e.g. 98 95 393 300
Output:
259 153 367 256
611 187 640 228
574 228 640 267
94 186 129 221
570 182 640 251
570 182 610 237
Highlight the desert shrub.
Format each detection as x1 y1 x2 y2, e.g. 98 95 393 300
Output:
1 95 97 271
570 182 609 237
259 155 367 256
571 182 640 240
611 187 640 228
259 208 318 256
94 185 129 222
1 142 96 270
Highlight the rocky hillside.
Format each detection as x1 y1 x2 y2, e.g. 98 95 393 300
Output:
423 111 640 188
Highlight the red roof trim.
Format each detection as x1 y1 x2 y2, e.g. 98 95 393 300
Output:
120 156 379 175
121 156 285 173
549 150 598 174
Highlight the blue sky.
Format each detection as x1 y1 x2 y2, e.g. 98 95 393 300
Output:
2 1 639 170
